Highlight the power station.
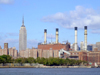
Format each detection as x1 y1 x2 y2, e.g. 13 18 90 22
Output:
38 28 70 51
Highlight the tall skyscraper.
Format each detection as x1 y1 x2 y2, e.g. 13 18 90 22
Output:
19 17 27 51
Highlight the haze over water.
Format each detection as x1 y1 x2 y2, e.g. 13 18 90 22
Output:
0 68 100 75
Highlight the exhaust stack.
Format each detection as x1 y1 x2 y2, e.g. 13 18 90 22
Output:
44 29 47 44
75 27 77 51
56 28 59 44
84 26 87 51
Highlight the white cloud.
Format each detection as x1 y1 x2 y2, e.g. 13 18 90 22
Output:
0 0 14 4
42 6 100 33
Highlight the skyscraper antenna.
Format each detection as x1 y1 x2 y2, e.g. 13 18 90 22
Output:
22 16 25 27
22 16 24 25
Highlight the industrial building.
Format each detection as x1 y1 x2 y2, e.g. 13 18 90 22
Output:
38 28 70 51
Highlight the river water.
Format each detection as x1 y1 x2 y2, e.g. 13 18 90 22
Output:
0 68 100 75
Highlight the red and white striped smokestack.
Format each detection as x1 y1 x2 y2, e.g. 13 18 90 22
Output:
56 28 59 44
44 29 47 44
75 27 77 51
84 26 87 51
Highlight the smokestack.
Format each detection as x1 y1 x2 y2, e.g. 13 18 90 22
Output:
56 28 59 44
44 29 47 44
75 27 77 51
84 26 87 51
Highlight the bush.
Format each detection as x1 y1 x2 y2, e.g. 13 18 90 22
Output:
0 55 88 66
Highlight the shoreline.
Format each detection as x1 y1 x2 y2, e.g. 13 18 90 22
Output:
0 66 93 68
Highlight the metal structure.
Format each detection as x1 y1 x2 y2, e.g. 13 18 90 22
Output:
59 49 70 58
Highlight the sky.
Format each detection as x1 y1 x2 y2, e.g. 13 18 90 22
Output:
0 0 100 50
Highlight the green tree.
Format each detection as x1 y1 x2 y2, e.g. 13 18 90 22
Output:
0 55 12 63
27 57 36 63
0 57 5 63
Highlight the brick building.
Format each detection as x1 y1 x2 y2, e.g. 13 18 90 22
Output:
9 47 18 58
38 43 70 51
0 49 8 55
87 51 100 65
19 49 60 59
0 43 18 58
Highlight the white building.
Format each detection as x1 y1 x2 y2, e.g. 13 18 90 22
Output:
80 41 84 50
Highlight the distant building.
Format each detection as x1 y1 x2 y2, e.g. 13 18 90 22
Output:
80 41 84 50
0 46 2 49
0 43 18 58
87 45 92 51
19 17 27 51
9 47 18 58
72 43 79 51
96 42 100 50
4 43 8 49
91 44 96 51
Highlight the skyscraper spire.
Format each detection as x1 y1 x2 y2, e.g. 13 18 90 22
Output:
22 16 25 27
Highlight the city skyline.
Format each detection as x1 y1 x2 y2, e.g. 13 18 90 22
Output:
0 0 100 50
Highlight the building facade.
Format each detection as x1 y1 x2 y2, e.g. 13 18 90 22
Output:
19 17 27 51
38 43 70 51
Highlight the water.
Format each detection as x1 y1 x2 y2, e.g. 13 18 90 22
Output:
0 68 100 75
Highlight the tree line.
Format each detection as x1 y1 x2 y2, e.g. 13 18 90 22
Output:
0 55 88 66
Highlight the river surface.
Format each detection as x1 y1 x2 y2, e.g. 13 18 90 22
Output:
0 68 100 75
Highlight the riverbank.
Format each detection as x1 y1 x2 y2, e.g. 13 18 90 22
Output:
0 66 92 68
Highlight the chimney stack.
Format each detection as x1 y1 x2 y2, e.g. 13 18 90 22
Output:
84 26 87 51
75 27 77 51
56 28 59 44
44 29 47 44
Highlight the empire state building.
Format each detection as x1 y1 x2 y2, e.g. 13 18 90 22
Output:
19 17 27 51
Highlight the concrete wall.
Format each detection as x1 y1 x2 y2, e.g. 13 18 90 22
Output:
49 50 53 57
33 49 37 59
54 50 59 58
37 49 42 58
19 50 24 57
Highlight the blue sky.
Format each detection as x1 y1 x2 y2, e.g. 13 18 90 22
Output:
0 0 100 50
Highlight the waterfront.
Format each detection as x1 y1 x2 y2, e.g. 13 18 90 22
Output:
0 68 100 75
